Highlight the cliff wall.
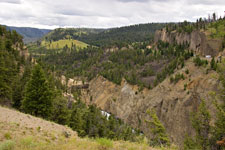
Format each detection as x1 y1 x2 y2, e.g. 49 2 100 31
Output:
154 29 222 57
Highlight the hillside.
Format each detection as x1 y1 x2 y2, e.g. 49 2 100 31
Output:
44 28 105 42
6 26 51 43
40 23 165 48
0 106 162 150
81 57 220 145
37 40 193 88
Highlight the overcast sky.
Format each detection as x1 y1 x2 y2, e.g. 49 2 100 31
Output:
0 0 224 29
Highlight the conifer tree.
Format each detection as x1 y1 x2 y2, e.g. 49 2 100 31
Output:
211 57 217 70
212 61 225 149
51 95 70 125
191 99 211 150
69 100 86 137
145 109 170 147
22 64 53 119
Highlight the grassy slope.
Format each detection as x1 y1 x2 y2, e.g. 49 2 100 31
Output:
41 39 88 49
0 106 176 150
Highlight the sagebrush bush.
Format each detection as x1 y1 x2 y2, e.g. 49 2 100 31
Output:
4 133 11 140
0 140 15 150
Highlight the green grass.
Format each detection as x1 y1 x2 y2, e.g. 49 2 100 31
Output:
0 140 15 150
96 138 113 149
41 39 88 50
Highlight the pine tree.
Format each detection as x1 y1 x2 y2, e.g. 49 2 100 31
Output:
145 109 170 147
69 100 86 137
212 61 225 149
211 57 217 70
51 95 70 125
191 99 211 150
22 64 53 119
12 64 31 109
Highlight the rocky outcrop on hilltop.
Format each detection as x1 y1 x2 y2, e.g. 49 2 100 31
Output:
81 59 219 145
154 29 222 57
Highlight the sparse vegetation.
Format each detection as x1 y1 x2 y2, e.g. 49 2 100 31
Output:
170 73 185 84
193 56 208 67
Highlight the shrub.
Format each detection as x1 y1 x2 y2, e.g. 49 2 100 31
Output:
194 56 208 67
183 135 199 150
210 57 217 71
20 136 37 149
184 83 187 91
185 69 189 74
4 133 11 140
170 73 185 84
96 138 113 150
0 140 15 150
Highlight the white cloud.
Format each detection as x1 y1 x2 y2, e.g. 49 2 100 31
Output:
0 0 21 4
0 0 224 29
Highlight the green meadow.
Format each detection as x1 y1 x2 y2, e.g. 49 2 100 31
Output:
41 39 88 49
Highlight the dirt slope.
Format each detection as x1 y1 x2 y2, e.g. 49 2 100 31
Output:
0 106 76 142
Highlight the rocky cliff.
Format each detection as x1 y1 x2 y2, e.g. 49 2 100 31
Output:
81 59 219 146
154 29 222 57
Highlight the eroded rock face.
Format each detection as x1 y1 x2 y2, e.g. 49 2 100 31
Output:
12 43 30 59
81 60 219 145
154 29 222 57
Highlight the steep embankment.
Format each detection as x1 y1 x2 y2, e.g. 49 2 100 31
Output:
81 58 219 145
154 29 222 57
0 106 160 150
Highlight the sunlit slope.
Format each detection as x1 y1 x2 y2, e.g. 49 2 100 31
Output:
41 39 88 49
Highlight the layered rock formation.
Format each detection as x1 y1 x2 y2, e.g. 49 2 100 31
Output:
154 29 222 57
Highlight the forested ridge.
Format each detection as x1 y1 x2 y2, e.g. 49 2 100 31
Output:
41 23 165 48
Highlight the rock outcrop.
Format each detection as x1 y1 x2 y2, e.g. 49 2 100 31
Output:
154 29 222 57
12 43 30 59
81 59 219 146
